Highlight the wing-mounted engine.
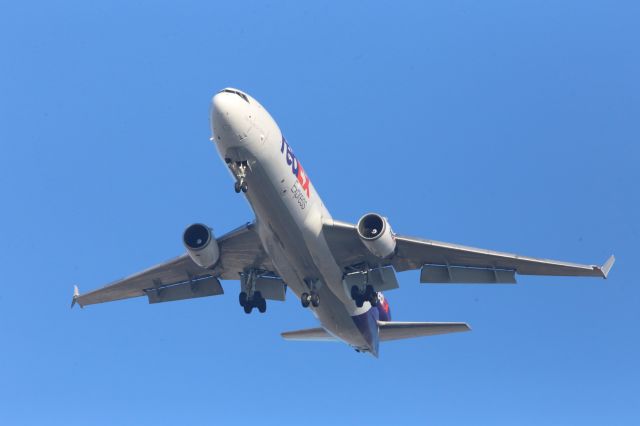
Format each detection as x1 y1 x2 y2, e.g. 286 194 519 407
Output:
183 223 220 268
357 213 396 259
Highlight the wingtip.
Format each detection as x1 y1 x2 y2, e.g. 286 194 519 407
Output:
71 285 81 309
597 255 615 279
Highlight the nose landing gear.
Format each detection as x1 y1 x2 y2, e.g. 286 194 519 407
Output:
301 278 321 308
300 292 320 308
234 180 248 193
229 160 249 193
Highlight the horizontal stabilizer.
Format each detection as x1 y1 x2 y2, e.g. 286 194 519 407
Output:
280 327 337 342
378 321 471 341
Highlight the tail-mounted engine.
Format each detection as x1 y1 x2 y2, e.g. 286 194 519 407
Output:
356 213 396 258
183 223 220 268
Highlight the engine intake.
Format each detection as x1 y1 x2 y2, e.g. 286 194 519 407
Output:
183 223 220 268
357 213 396 258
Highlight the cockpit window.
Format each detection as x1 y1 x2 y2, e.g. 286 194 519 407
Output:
220 89 249 104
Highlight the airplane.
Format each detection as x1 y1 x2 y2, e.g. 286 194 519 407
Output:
72 87 615 357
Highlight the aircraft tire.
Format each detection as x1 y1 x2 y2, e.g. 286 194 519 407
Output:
369 294 378 307
311 293 320 308
310 293 320 307
239 292 248 306
365 285 374 298
301 293 310 308
350 286 360 300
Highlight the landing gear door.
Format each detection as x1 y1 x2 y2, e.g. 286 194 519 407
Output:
255 277 287 301
343 266 400 292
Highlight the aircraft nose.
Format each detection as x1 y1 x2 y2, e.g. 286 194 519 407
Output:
210 89 251 143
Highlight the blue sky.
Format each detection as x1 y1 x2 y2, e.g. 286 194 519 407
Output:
1 1 638 425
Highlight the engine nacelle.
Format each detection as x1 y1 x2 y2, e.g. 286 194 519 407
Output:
357 213 396 259
183 223 220 269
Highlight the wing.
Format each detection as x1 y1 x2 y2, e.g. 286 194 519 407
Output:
323 220 614 283
74 222 275 307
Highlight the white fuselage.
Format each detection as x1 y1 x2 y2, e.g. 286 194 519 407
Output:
210 88 377 353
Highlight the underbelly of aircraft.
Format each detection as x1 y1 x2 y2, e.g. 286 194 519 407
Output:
242 156 371 350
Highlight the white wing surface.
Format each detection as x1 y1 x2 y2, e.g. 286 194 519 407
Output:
73 223 275 307
323 220 614 283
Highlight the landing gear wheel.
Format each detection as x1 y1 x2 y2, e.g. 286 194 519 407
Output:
369 294 379 306
234 181 241 193
351 286 360 301
301 292 310 308
240 181 248 193
257 298 267 313
355 297 364 308
310 293 320 307
243 303 253 314
239 292 248 307
364 285 374 299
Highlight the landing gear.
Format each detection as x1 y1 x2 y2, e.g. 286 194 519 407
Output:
301 278 321 308
240 290 266 314
351 285 378 308
239 270 267 314
234 181 248 193
230 161 249 193
300 291 320 308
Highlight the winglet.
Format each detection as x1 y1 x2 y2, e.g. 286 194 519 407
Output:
71 285 81 309
597 255 615 279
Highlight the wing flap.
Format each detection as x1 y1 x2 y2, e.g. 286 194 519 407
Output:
145 276 223 304
420 264 517 284
378 321 471 341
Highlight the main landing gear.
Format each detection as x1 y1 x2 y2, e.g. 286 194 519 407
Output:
351 285 378 308
239 291 266 314
239 269 267 314
226 159 249 193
